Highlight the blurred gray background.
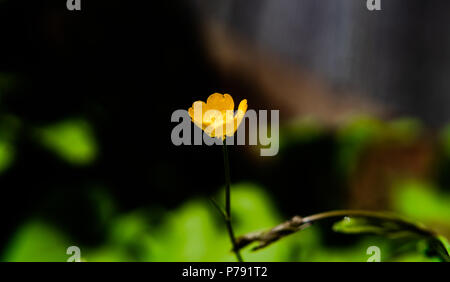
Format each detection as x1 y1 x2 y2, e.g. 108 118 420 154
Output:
189 0 450 127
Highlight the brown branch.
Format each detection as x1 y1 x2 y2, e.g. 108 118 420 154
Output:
235 210 436 252
234 216 310 251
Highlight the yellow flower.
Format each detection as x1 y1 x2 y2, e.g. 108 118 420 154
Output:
188 93 248 139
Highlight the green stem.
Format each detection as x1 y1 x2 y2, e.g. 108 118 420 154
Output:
222 139 244 262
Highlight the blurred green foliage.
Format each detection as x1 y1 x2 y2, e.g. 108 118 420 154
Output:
440 124 450 158
2 113 450 262
336 116 423 176
3 221 70 262
336 116 383 176
392 180 450 225
2 182 443 262
279 117 326 150
0 139 14 173
36 119 98 165
0 114 20 174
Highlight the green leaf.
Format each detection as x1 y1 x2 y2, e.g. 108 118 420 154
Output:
392 181 450 223
426 236 450 262
3 221 70 262
332 216 408 236
36 119 98 165
0 140 14 173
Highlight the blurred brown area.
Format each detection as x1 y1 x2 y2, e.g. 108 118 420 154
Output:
199 20 386 125
189 0 450 127
349 136 435 210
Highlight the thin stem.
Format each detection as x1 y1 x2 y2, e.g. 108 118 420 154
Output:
223 142 231 218
209 197 227 219
222 139 244 262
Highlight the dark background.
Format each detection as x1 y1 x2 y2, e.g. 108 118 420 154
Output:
0 0 449 261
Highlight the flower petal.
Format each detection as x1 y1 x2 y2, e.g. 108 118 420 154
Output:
188 101 209 130
206 93 234 112
237 99 248 115
231 99 248 136
187 94 246 140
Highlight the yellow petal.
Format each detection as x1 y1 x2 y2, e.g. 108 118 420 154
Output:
237 99 248 114
203 109 223 126
206 93 234 112
188 101 207 118
189 101 208 130
223 110 237 137
231 99 248 136
187 94 247 140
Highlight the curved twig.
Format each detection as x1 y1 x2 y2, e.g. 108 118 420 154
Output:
235 210 440 252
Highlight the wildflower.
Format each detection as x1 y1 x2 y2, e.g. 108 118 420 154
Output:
188 93 247 139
